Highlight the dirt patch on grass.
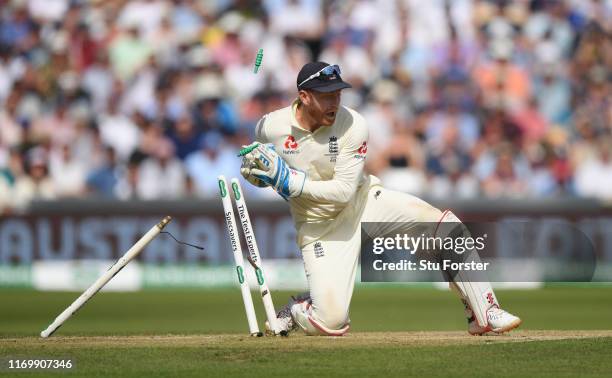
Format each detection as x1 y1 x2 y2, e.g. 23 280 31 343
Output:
3 330 612 350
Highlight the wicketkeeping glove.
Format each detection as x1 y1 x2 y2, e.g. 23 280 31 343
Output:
240 142 305 199
240 151 268 188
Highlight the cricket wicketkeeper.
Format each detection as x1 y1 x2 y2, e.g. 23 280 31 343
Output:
240 62 522 336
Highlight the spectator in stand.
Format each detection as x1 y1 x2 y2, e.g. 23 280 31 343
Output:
0 0 609 212
512 96 549 143
86 146 119 198
184 132 239 197
427 123 479 199
524 141 559 196
167 115 203 160
0 90 23 152
98 95 141 162
482 144 530 198
109 25 153 82
12 147 56 211
81 52 115 113
114 152 146 201
378 128 427 196
361 80 402 154
473 39 531 112
0 147 25 213
49 144 87 198
426 101 480 152
574 137 612 200
137 137 186 199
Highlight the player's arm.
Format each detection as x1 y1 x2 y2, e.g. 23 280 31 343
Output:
299 120 367 204
241 113 368 203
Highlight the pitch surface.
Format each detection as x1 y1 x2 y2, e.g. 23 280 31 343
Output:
1 287 611 376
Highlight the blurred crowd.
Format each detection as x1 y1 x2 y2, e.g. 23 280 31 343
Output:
0 0 610 213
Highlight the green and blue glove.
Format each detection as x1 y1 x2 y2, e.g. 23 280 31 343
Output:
239 142 305 199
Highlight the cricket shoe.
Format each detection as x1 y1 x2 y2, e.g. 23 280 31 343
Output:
265 293 310 336
468 306 522 335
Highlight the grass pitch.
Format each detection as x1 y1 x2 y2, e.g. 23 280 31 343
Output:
1 287 611 376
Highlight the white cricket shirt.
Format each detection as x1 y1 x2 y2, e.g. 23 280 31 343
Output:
256 99 377 246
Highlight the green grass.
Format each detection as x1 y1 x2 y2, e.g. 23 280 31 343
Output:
1 286 611 336
2 336 611 377
1 287 611 376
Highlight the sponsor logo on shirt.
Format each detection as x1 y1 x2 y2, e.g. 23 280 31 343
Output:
283 135 300 155
354 141 367 160
358 141 367 154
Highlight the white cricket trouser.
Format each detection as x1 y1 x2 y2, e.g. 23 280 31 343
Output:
296 183 497 335
299 184 442 333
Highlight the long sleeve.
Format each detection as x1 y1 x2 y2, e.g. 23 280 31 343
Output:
300 117 368 204
255 116 267 143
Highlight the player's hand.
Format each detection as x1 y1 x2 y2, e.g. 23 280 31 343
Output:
240 152 268 188
248 143 305 199
240 142 269 188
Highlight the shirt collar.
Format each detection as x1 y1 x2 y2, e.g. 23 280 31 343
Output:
290 99 310 132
